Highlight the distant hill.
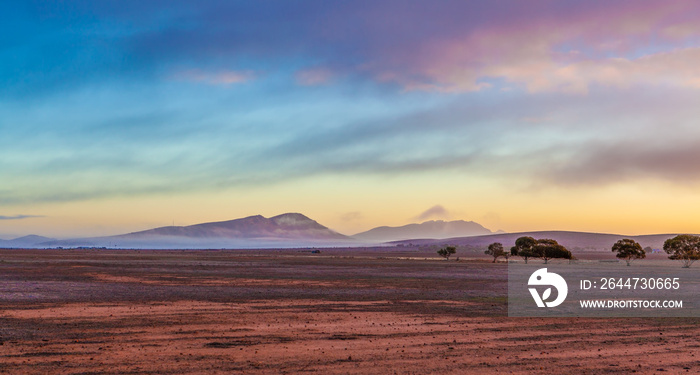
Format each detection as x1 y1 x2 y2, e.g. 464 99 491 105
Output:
0 235 56 248
121 213 348 240
38 213 352 249
391 231 679 251
353 220 492 242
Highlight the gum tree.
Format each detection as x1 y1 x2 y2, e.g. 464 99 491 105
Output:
533 239 572 264
612 239 646 266
511 236 537 264
437 246 456 260
663 234 700 268
485 242 507 263
511 237 572 264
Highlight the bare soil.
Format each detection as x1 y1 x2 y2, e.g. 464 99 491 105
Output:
1 249 698 374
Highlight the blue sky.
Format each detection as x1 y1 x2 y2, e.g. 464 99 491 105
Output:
3 1 700 237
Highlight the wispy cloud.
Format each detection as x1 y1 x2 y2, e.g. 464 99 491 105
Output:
362 1 700 94
538 138 700 187
295 67 333 86
4 0 700 209
0 215 44 220
6 1 700 98
172 69 255 85
414 205 451 221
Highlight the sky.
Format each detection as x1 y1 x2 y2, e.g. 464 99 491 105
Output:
3 0 700 238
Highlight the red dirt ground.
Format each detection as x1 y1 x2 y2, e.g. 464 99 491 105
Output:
1 249 698 374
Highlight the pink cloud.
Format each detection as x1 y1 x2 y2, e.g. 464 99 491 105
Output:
172 69 255 85
295 68 333 86
363 1 700 94
662 22 700 39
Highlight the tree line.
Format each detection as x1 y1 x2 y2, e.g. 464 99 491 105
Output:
607 234 700 268
435 234 700 267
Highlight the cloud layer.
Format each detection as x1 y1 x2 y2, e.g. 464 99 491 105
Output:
0 215 43 220
415 205 451 221
2 0 700 223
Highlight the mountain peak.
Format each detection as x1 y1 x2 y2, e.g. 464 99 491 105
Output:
108 212 349 244
272 212 313 220
270 212 314 225
354 219 492 243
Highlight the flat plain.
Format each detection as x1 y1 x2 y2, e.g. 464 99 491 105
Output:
1 248 699 374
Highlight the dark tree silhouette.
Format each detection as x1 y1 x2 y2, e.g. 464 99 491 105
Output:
485 242 507 263
511 237 572 264
533 239 572 264
437 246 456 260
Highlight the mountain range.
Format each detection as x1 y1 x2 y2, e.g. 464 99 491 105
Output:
0 214 502 249
0 212 682 250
